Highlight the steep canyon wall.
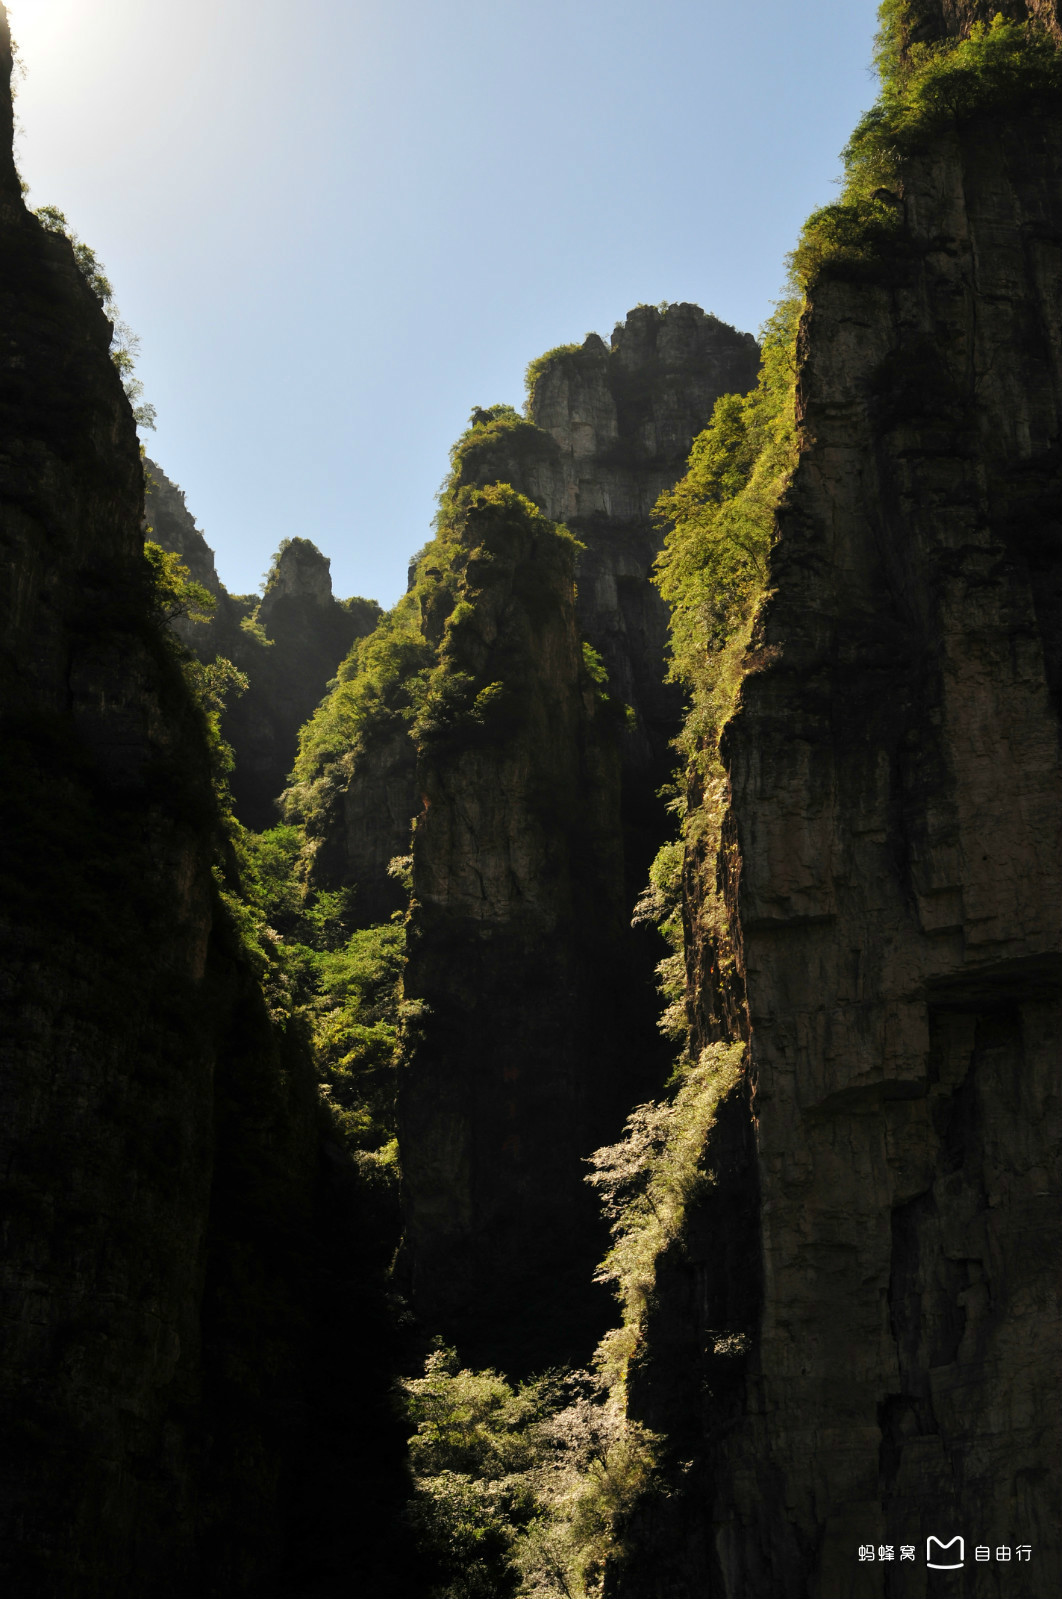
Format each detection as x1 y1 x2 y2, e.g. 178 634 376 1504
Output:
390 315 758 1363
397 490 634 1368
616 33 1062 1599
5 0 1060 1589
0 16 402 1593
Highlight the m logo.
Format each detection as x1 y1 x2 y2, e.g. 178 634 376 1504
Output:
927 1537 964 1569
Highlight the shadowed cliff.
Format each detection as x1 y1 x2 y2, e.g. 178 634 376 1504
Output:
288 315 760 1369
610 8 1062 1596
0 11 408 1592
396 486 636 1370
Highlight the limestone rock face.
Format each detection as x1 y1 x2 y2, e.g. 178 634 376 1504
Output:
320 314 757 1360
144 457 223 598
397 492 662 1370
258 535 333 611
312 304 757 929
313 729 420 924
461 306 759 788
144 462 380 830
615 106 1062 1599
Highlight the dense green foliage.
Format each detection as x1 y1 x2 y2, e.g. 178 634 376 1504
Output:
200 815 405 1170
588 1042 746 1381
283 516 457 834
142 404 602 1209
143 539 250 807
872 0 908 92
653 296 797 785
230 821 405 1162
307 919 405 1161
246 477 593 1172
143 540 216 626
33 204 157 430
468 403 522 429
400 1042 745 1597
631 839 686 1042
403 1350 658 1599
440 406 559 529
413 483 586 749
139 542 406 1167
792 10 1062 287
286 466 583 843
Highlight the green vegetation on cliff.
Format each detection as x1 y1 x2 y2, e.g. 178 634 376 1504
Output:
283 500 469 830
442 405 559 517
287 450 594 845
287 606 435 798
394 1040 747 1599
793 9 1062 287
524 343 582 407
257 480 608 1192
413 483 588 750
403 1350 658 1599
588 1042 746 1381
640 0 1062 1068
574 10 1062 1584
140 542 406 1178
234 821 405 1163
639 292 798 1046
144 540 216 626
653 295 798 786
141 539 249 820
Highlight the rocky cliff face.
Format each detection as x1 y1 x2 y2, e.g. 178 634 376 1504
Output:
226 538 379 828
311 725 421 923
615 47 1062 1599
144 457 225 598
309 309 758 1361
463 306 758 793
312 305 758 928
0 15 402 1593
144 461 380 829
397 488 650 1369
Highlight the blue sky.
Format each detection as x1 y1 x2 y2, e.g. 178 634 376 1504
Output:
11 0 881 607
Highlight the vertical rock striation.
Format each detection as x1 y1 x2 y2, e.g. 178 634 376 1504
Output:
397 488 644 1369
463 306 759 792
615 45 1062 1599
